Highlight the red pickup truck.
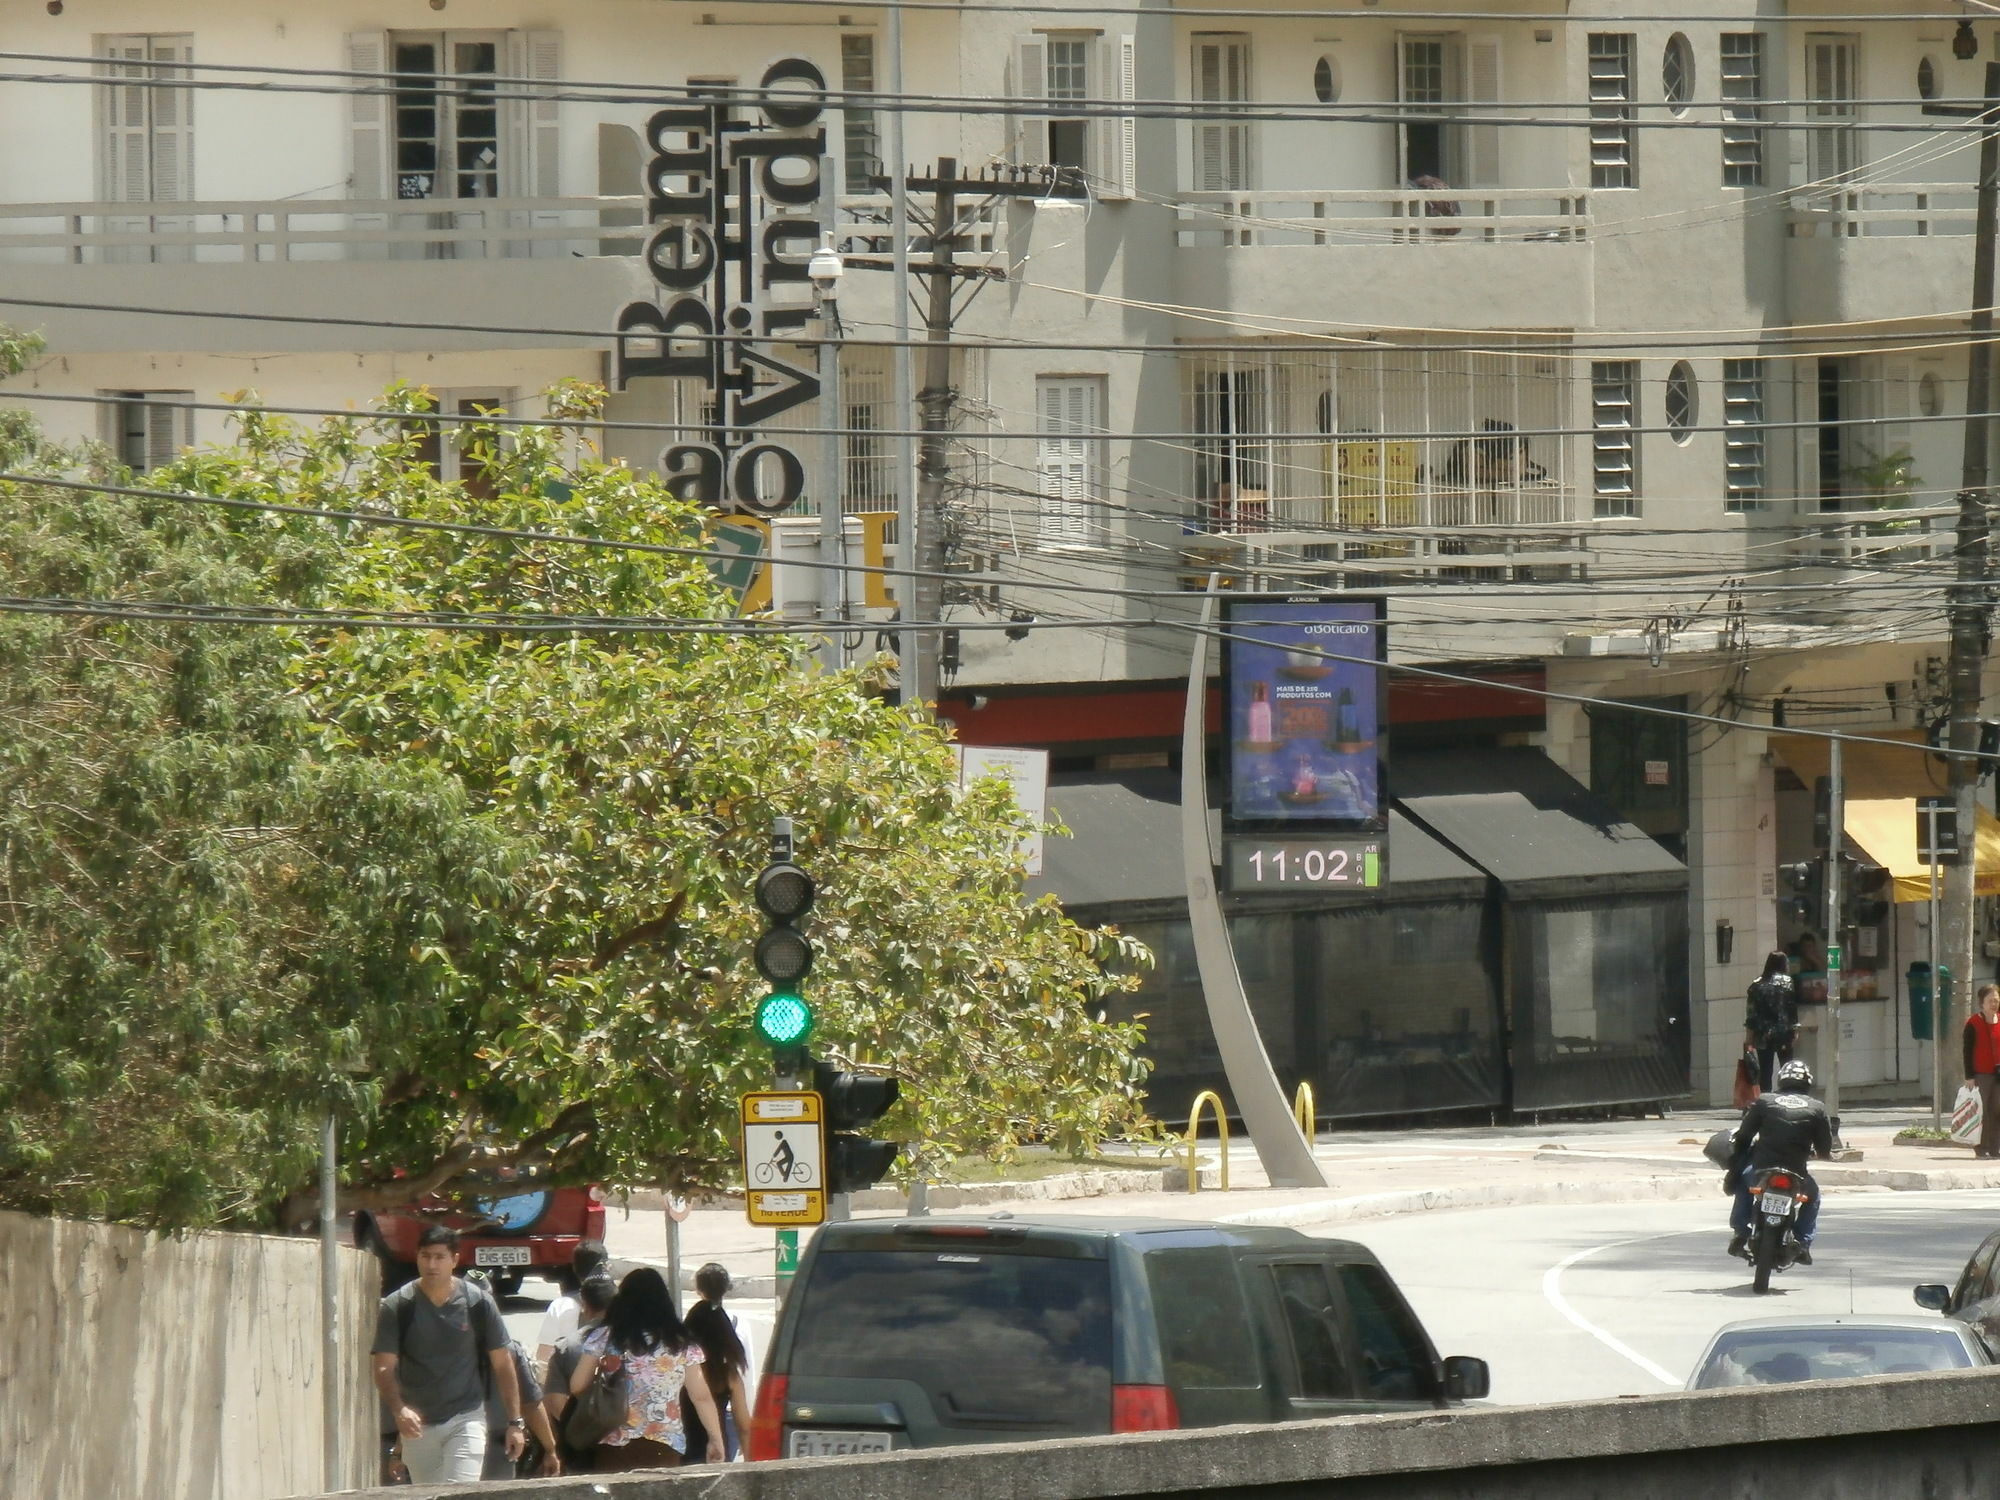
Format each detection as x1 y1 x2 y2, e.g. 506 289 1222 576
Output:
357 1185 608 1297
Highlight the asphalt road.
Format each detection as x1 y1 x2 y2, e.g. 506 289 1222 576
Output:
1300 1187 2000 1403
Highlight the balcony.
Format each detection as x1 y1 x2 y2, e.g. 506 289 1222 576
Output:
1788 502 1954 571
1180 521 1591 592
1786 183 1977 325
1173 188 1594 327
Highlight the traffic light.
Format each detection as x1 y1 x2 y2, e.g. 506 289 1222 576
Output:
813 1057 900 1195
1841 858 1892 929
752 819 816 1061
1777 860 1822 926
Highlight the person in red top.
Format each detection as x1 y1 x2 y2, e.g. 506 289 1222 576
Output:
1962 984 2000 1158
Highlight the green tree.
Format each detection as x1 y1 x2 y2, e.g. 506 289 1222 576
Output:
0 382 1151 1230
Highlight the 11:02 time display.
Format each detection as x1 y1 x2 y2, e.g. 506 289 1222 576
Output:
1224 839 1383 891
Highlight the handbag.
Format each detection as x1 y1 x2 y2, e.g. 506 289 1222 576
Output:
1732 1049 1761 1110
563 1347 632 1450
1702 1128 1737 1170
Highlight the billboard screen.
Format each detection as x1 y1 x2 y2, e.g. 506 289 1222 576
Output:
1222 594 1387 835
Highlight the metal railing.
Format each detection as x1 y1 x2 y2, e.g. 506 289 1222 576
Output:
1789 502 1955 568
1175 188 1591 248
1184 1090 1230 1195
1181 523 1590 590
1787 183 1979 239
1293 1081 1317 1142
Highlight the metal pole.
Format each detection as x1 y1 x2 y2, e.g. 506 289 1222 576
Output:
666 1207 684 1314
1825 739 1844 1131
320 1108 342 1493
1932 811 1945 1133
818 317 847 674
1945 60 2000 1059
909 160 961 707
885 6 919 703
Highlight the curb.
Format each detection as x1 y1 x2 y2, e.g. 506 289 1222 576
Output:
617 1163 1206 1218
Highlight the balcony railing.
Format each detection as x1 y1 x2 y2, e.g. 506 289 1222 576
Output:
1176 188 1591 248
0 193 998 265
1180 522 1590 590
1789 503 1954 567
1787 183 1977 238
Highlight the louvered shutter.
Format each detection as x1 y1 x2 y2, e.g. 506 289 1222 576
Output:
1191 36 1248 193
145 399 185 473
1464 36 1500 187
1037 378 1100 545
1090 36 1138 198
502 29 564 255
148 37 193 261
1011 36 1050 169
348 31 391 255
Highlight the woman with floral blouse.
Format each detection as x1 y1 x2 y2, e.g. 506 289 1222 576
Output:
570 1267 724 1471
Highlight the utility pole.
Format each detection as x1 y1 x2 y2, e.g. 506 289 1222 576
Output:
1943 60 2000 1044
1824 738 1844 1134
909 158 963 707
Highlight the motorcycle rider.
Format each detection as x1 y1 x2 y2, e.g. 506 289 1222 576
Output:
1726 1058 1833 1264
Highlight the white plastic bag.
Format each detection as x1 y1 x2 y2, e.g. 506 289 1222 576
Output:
1951 1082 1983 1144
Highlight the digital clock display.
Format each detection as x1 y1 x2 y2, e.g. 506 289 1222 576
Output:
1224 838 1384 892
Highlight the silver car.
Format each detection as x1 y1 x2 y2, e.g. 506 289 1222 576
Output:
1685 1314 1991 1390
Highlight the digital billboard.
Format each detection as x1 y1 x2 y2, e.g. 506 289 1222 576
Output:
1221 594 1387 848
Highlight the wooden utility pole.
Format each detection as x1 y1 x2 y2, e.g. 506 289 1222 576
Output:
1941 61 2000 1041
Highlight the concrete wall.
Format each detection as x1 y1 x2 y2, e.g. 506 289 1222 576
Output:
347 1366 2000 1500
0 1210 379 1500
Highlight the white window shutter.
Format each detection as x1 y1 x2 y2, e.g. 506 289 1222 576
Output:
1010 36 1050 168
1090 36 1137 198
347 31 391 254
148 36 193 203
145 400 182 473
1037 378 1102 544
1465 36 1501 186
98 39 151 205
527 30 563 198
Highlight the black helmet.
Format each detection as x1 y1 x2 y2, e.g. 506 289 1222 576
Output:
1775 1059 1814 1092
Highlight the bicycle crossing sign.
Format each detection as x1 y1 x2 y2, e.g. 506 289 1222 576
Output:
741 1091 825 1226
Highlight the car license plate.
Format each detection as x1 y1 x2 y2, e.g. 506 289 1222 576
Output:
474 1245 531 1266
787 1430 893 1458
1758 1193 1793 1215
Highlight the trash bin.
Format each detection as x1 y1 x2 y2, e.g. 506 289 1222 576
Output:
1908 961 1952 1042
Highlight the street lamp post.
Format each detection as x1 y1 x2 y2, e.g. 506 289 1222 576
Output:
809 235 846 675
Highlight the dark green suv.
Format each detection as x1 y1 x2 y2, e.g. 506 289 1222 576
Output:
746 1214 1489 1460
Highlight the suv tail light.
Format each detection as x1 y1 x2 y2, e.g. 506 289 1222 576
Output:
1111 1384 1179 1433
747 1373 789 1461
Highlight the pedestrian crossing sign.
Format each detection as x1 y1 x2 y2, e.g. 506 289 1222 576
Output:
741 1091 826 1226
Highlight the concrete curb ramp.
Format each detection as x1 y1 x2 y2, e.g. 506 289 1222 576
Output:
342 1367 2000 1499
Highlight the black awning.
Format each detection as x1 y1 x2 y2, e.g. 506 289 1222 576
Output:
1030 771 1487 909
1394 747 1687 899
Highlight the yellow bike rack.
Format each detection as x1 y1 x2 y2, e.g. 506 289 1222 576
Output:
1293 1081 1317 1142
1185 1090 1230 1194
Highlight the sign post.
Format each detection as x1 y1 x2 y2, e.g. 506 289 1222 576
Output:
1920 797 1959 1130
741 1091 826 1228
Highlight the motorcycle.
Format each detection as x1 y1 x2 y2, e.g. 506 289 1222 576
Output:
1744 1166 1810 1294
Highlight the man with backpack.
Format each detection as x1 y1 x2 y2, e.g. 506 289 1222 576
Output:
371 1225 528 1483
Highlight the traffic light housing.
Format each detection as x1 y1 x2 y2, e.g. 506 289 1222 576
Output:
1841 857 1892 929
752 821 816 1060
1776 860 1822 926
814 1058 900 1195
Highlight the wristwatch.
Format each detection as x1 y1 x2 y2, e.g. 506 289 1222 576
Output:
507 1418 527 1430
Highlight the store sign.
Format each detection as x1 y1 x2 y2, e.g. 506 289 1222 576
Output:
613 61 828 516
1220 594 1389 891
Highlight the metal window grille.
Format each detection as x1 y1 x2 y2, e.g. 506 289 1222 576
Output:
840 35 882 194
1724 358 1768 510
1587 34 1634 190
1720 34 1765 186
1591 360 1638 517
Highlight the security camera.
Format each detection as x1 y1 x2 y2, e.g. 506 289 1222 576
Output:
808 233 843 294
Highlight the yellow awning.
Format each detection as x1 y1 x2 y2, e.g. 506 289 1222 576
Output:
1841 798 2000 903
1770 730 1951 799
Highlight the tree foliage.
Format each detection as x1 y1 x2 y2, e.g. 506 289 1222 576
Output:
0 381 1152 1229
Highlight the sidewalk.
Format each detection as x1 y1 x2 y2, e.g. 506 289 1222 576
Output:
599 1107 1998 1295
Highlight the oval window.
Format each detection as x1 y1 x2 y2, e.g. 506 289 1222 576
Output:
1314 55 1340 104
1666 362 1697 442
1663 34 1694 115
1919 370 1942 416
1918 56 1939 100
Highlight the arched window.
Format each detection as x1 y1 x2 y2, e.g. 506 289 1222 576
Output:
1666 362 1697 442
1662 34 1694 116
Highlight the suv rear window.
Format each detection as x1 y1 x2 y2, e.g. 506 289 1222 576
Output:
789 1249 1113 1432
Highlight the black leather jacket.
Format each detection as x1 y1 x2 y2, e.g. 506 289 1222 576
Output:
1733 1089 1834 1175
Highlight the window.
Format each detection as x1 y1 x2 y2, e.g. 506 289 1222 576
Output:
1719 34 1766 186
1665 362 1696 442
107 392 193 474
1723 358 1767 509
1396 34 1501 186
1587 34 1635 188
1012 33 1137 197
1662 34 1693 115
840 34 883 193
1192 35 1252 192
97 35 193 204
1591 360 1638 517
1314 55 1341 104
1805 35 1862 185
407 388 515 499
1918 55 1940 101
1037 376 1106 545
1192 367 1269 528
1268 1263 1351 1400
1919 370 1943 417
1335 1264 1437 1403
1146 1249 1260 1389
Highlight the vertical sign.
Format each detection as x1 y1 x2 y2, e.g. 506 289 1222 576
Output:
613 63 829 516
957 745 1052 874
741 1091 826 1226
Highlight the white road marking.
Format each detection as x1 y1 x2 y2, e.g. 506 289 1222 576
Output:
1540 1230 1712 1388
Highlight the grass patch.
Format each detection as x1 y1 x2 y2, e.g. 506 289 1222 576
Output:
940 1151 1175 1184
1894 1127 1958 1143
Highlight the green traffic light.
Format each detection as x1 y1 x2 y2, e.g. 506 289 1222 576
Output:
755 990 814 1047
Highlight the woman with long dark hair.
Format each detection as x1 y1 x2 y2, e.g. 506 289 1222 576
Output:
570 1267 723 1471
680 1285 753 1461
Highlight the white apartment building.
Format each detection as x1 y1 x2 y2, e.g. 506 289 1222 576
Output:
2 0 1994 1116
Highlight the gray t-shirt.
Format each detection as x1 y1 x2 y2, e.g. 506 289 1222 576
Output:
373 1278 509 1426
545 1330 589 1407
